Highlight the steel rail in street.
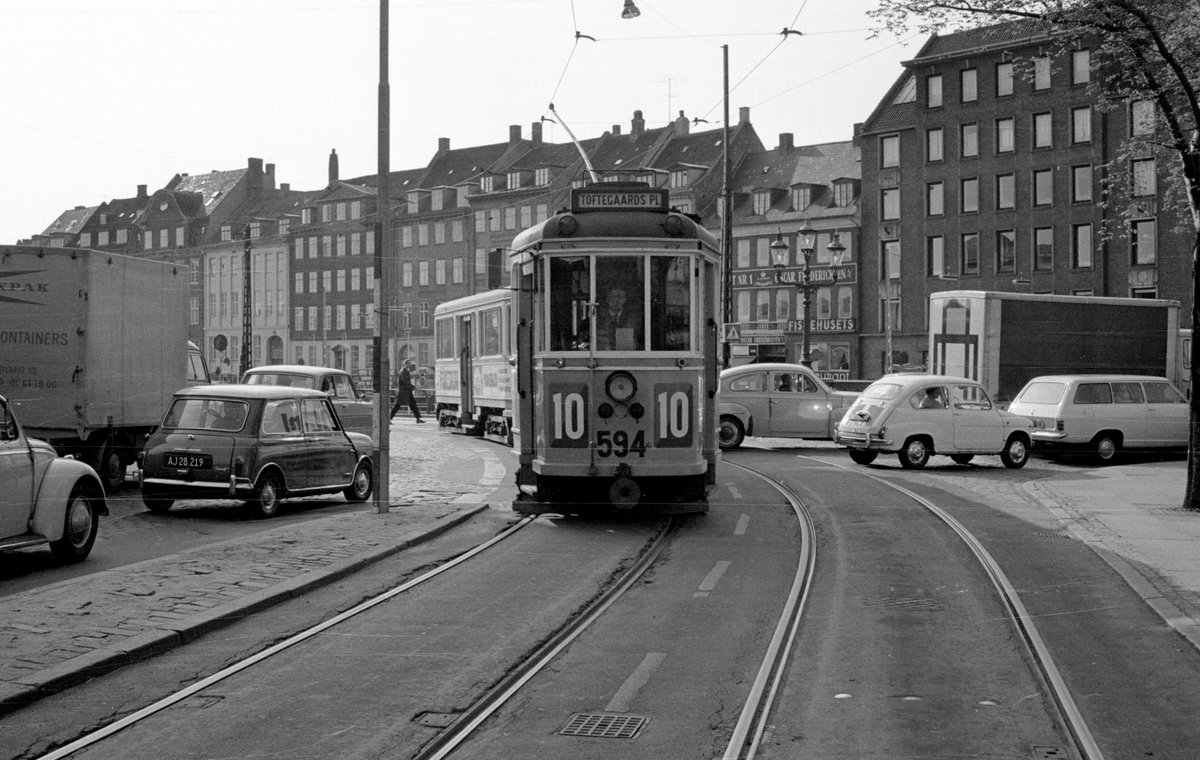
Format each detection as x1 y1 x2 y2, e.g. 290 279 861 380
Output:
35 516 538 760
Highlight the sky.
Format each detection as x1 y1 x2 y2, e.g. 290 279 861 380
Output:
0 0 925 246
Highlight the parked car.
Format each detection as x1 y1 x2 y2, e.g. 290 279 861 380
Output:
139 386 374 518
0 394 107 561
718 363 859 450
1008 374 1188 463
834 374 1033 469
241 365 374 439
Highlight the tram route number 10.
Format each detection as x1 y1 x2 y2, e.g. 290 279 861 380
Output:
548 383 694 453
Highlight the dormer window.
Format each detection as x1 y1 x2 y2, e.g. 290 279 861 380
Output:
670 169 689 188
833 180 857 207
791 186 811 211
220 224 232 242
407 191 421 213
301 208 313 225
480 176 494 193
507 171 522 190
752 191 772 215
535 167 551 186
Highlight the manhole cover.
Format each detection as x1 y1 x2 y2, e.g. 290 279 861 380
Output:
559 712 648 739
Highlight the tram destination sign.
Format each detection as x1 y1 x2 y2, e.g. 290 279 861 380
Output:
572 185 668 212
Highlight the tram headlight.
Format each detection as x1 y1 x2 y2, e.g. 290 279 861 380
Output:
598 403 614 419
629 402 645 419
663 214 685 236
557 214 580 237
605 371 637 402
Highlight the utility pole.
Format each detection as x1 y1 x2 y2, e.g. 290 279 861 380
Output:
721 44 733 369
373 0 392 513
241 225 253 376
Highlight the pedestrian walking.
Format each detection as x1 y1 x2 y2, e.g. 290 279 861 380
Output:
389 359 426 423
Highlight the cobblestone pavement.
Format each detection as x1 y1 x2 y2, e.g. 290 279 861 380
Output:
0 420 515 713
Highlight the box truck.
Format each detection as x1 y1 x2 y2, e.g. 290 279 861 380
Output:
928 290 1182 406
0 245 209 489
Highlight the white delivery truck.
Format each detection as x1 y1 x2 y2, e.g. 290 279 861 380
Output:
0 245 209 489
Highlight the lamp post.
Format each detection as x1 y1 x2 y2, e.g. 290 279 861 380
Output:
772 221 847 368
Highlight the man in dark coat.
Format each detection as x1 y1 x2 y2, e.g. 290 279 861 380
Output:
389 359 426 423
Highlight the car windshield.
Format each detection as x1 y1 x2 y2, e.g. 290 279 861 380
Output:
1014 381 1066 405
861 383 903 401
244 373 316 389
162 398 250 432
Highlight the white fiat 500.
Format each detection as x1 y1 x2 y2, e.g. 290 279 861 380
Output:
834 374 1034 469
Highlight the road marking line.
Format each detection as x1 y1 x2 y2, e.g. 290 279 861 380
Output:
605 652 667 713
734 514 750 536
695 560 732 597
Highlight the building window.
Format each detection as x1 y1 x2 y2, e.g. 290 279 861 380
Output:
881 188 900 220
116 228 128 244
1131 99 1156 136
508 172 522 190
1132 158 1157 196
1033 169 1054 206
1072 106 1092 143
834 182 855 207
791 186 811 210
1034 56 1051 90
961 123 979 157
926 128 943 162
927 182 944 216
882 240 901 280
453 257 464 283
419 261 430 286
670 169 689 188
961 233 980 274
436 259 446 285
535 167 550 186
159 229 168 249
996 230 1016 272
753 191 771 215
881 134 900 167
1072 49 1090 84
996 117 1014 153
402 262 413 287
961 177 979 213
80 232 92 247
1131 219 1157 265
736 239 750 268
960 68 977 102
220 224 232 242
480 176 494 193
926 74 943 108
1072 165 1093 202
997 61 1014 96
997 174 1015 209
1034 227 1054 270
1072 223 1093 268
1033 112 1052 148
926 235 945 277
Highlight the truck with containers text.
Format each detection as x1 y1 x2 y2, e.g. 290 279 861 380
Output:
928 290 1183 407
0 245 209 490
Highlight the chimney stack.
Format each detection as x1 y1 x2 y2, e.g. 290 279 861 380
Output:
531 121 543 148
509 124 521 144
137 184 148 201
675 110 689 135
739 106 750 125
631 110 645 139
328 149 339 187
779 133 794 152
438 137 450 154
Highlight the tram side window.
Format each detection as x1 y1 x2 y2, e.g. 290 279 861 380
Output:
435 317 454 359
650 255 691 351
481 307 502 356
549 256 592 351
595 256 646 350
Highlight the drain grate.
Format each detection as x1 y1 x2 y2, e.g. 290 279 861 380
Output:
559 712 648 739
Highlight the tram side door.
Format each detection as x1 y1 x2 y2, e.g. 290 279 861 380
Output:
459 315 475 422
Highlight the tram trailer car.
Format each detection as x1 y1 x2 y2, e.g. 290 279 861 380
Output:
507 183 723 515
433 288 516 445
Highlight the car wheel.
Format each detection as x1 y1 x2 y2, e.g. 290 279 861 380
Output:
95 439 126 492
247 473 283 518
950 454 974 465
1093 434 1120 464
1000 436 1029 469
344 460 374 502
848 449 878 466
50 483 100 562
898 437 931 469
718 416 745 450
142 491 175 513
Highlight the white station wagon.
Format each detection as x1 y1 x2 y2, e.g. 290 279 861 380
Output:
834 374 1034 469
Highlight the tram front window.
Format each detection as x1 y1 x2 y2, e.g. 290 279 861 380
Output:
595 257 645 350
650 255 691 351
549 256 592 351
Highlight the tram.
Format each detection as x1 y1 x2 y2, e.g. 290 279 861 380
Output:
436 182 723 514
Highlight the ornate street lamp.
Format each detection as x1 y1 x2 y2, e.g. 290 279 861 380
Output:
772 221 848 367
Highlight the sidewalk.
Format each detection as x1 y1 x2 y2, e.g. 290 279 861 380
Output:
0 420 516 715
1022 459 1200 650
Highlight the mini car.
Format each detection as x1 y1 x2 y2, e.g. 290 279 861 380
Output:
833 374 1033 469
0 394 108 561
1008 374 1188 463
718 363 859 450
139 385 374 518
241 365 374 439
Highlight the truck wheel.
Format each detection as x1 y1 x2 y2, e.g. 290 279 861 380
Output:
848 449 878 466
247 473 283 518
898 437 931 469
1000 436 1029 469
343 460 373 502
95 440 127 492
1093 434 1120 464
50 483 100 562
718 416 745 450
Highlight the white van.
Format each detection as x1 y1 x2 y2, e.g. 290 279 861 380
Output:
1008 375 1188 463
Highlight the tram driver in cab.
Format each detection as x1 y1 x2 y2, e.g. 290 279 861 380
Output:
596 286 644 350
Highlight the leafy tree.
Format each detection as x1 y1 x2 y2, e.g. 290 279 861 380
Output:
871 0 1200 508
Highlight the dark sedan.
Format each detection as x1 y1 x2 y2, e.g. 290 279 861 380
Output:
139 385 374 518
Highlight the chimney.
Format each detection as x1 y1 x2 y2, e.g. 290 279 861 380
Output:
612 124 622 136
631 110 645 139
531 121 543 148
137 184 148 201
739 106 750 125
328 149 339 187
438 137 450 154
509 124 522 144
779 133 794 152
265 163 276 191
281 183 291 192
675 110 689 135
248 157 264 194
